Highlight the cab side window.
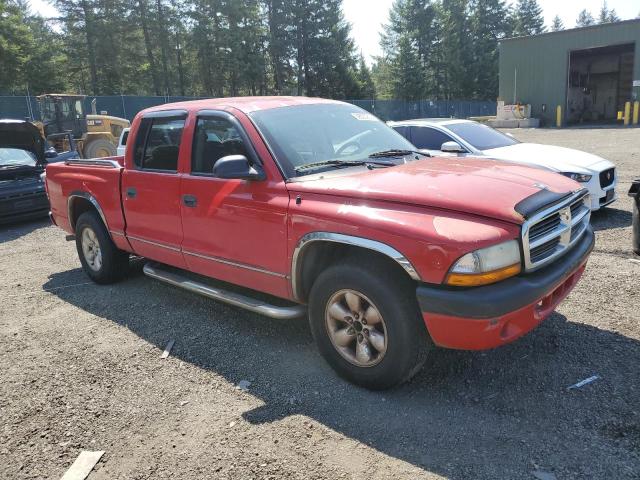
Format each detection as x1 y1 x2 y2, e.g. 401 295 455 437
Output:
410 126 454 150
191 117 249 175
134 116 185 172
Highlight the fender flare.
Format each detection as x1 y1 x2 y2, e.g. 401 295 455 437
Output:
67 191 111 238
291 232 421 301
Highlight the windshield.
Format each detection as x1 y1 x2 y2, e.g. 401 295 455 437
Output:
0 148 36 167
446 122 519 151
249 103 417 177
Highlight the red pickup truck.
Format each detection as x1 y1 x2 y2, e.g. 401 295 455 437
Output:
45 97 594 389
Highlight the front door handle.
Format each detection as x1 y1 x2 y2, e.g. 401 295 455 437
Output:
182 194 197 207
126 187 137 198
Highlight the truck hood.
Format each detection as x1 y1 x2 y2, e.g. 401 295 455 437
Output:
483 143 613 173
287 157 581 224
0 119 45 163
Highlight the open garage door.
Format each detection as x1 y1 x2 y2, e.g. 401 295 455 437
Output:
567 43 635 124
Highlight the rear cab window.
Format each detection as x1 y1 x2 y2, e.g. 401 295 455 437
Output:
133 112 187 172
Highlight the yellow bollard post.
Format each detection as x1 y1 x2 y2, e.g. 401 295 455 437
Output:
633 101 639 126
624 101 631 126
556 105 562 128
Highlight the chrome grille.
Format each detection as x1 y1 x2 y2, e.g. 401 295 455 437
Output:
530 237 560 264
522 191 591 271
529 213 560 242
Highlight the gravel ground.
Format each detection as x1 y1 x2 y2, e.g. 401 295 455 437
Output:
1 127 639 480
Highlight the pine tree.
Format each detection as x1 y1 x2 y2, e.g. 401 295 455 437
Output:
598 2 620 24
469 0 510 100
356 54 376 99
391 36 425 100
0 0 67 95
576 9 595 27
22 12 68 95
512 0 545 36
0 0 34 94
263 0 295 94
551 15 564 31
371 56 395 100
290 0 360 98
380 0 440 96
439 0 471 99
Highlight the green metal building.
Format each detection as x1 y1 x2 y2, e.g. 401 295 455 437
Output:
499 19 640 125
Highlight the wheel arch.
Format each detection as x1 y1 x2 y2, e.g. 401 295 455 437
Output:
67 191 111 238
292 232 421 303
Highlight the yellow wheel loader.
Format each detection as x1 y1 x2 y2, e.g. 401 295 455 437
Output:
34 94 130 158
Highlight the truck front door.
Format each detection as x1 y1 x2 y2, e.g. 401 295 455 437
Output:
121 110 187 268
179 110 290 298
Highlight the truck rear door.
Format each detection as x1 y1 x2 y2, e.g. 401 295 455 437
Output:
121 110 187 268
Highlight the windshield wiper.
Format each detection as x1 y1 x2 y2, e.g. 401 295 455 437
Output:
368 149 430 159
0 164 31 170
294 159 395 173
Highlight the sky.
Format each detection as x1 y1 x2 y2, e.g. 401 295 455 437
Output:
343 0 639 63
29 0 640 64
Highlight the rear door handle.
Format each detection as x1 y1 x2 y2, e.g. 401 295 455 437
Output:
126 187 137 198
182 194 197 207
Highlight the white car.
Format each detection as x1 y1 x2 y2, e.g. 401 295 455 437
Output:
389 119 617 211
116 127 130 156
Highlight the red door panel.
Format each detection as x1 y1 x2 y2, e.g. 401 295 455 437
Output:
180 176 290 298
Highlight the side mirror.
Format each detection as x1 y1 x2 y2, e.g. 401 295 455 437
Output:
212 155 265 180
44 147 58 159
441 141 465 153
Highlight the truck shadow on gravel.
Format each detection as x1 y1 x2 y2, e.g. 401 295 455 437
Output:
44 266 640 479
590 207 632 232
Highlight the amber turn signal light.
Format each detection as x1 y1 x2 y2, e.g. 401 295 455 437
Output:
445 263 521 287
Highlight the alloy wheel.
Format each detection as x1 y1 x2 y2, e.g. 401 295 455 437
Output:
325 289 388 367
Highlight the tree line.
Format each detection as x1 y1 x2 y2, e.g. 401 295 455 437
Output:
0 0 636 101
1 0 375 99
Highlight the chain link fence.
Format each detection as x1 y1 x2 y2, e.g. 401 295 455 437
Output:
0 95 496 122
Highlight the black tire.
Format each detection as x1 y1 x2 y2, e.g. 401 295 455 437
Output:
308 258 432 390
75 211 129 284
84 138 116 158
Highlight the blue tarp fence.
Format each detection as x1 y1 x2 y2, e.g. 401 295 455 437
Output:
0 96 496 122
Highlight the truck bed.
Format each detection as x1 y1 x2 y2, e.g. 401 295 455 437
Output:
46 156 130 251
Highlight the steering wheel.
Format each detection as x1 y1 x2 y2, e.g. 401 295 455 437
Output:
335 141 362 157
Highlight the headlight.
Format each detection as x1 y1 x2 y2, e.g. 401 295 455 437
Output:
561 172 592 183
445 240 521 287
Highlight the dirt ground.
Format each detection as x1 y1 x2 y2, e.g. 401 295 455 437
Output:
1 127 639 480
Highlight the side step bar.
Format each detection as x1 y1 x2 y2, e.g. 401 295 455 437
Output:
143 263 307 320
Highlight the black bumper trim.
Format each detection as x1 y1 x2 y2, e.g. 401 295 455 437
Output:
417 226 595 319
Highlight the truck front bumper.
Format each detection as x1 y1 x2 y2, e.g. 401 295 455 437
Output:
416 226 595 350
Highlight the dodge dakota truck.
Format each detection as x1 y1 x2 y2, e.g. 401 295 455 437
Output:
45 97 594 389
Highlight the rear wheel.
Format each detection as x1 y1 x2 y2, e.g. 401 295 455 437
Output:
75 211 129 284
84 138 116 158
308 259 432 390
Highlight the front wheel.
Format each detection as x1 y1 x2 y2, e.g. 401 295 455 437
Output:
84 138 116 158
75 211 129 284
308 260 432 390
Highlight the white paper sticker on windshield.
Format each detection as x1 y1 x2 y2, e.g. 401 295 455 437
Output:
351 113 377 121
